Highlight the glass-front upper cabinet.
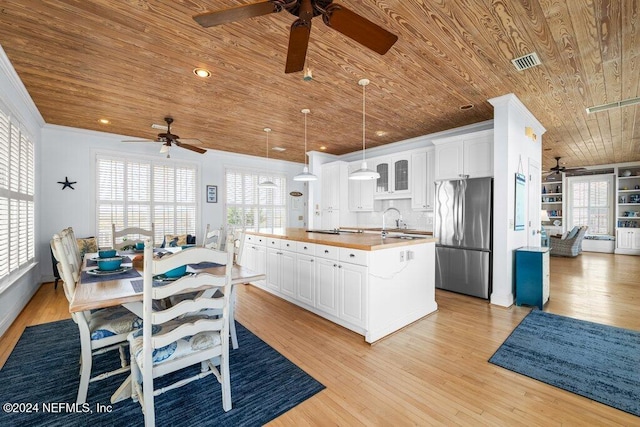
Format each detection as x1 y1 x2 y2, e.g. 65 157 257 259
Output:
373 155 411 199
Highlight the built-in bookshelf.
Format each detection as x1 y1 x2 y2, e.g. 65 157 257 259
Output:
541 180 563 234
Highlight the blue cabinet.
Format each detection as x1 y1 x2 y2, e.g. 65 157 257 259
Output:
515 247 549 309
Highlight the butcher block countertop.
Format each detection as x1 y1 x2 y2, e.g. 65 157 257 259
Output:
245 228 437 251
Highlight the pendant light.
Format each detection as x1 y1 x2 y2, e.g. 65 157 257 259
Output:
293 108 318 182
258 127 277 188
349 78 380 180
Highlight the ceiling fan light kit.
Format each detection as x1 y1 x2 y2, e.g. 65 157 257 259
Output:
294 108 318 182
258 127 278 188
349 78 380 181
193 0 398 74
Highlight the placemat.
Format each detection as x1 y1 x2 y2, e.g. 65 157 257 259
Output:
130 279 172 293
81 268 141 284
187 262 224 270
86 256 132 267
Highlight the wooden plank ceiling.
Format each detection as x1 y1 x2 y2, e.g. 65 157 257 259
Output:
0 0 637 171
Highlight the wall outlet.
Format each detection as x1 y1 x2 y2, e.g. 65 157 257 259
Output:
399 251 405 262
407 250 414 260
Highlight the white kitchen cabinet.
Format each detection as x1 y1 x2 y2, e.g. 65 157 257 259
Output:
338 262 368 328
315 257 339 316
266 245 296 298
615 228 640 254
295 253 316 306
348 161 375 212
373 154 411 199
433 129 493 181
242 235 266 289
320 161 353 229
411 150 435 210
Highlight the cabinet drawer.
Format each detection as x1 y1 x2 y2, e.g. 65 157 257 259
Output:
266 238 281 249
316 244 339 260
245 234 265 245
339 247 369 266
280 240 296 252
296 241 316 255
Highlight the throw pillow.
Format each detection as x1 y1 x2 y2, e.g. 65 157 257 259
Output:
566 226 580 240
76 237 98 258
164 234 188 247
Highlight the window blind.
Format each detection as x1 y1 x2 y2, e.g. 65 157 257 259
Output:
96 155 198 248
0 107 35 282
225 168 287 231
567 175 613 235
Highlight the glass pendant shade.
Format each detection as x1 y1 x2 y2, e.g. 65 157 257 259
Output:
349 78 379 180
294 108 318 182
259 127 278 188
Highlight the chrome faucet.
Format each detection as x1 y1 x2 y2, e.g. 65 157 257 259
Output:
381 207 402 239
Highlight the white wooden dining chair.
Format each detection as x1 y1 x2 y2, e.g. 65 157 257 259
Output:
112 223 155 250
128 239 234 426
202 223 221 249
51 232 142 404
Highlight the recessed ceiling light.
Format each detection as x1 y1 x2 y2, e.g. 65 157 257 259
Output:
320 146 327 151
459 104 474 110
375 130 387 137
98 119 110 125
193 68 211 78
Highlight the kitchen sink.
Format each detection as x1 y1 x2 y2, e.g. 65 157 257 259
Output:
385 234 430 240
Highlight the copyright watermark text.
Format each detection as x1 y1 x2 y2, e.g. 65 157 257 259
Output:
3 402 113 414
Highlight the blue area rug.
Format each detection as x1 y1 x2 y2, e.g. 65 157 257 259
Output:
0 319 324 426
489 310 640 416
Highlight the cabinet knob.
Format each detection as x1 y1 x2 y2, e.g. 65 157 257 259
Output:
338 265 342 268
324 250 329 253
349 254 355 258
333 264 337 267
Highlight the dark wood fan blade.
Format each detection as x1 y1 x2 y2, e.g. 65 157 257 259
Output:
176 138 203 145
193 1 278 28
176 142 207 154
323 4 398 55
285 19 311 74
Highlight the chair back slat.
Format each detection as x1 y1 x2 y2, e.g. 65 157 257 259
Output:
112 223 155 250
151 318 225 349
151 271 226 300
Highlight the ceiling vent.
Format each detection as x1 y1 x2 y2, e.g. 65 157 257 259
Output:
271 146 286 152
511 52 541 71
586 96 640 114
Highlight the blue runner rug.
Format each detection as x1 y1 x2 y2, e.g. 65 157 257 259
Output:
0 319 324 426
489 310 640 416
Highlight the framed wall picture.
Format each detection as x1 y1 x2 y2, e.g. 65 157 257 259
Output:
206 185 217 203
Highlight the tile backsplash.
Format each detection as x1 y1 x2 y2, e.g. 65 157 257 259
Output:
350 199 434 231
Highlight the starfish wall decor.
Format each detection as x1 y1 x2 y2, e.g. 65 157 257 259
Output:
57 177 77 190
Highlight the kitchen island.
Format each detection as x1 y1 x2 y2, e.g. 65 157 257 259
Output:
241 228 438 343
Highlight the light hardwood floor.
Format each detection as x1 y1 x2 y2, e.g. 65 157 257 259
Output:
1 252 638 425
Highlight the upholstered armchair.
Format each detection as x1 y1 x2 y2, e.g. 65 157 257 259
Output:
549 226 589 257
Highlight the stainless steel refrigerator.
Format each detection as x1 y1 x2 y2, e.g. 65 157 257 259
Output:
434 177 492 299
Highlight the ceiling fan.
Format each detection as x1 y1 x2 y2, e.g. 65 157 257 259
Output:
123 117 207 154
193 0 398 73
544 156 585 181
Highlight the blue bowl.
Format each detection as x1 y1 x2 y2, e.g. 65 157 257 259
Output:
164 265 187 278
135 242 145 250
98 249 117 258
181 244 195 250
97 256 123 271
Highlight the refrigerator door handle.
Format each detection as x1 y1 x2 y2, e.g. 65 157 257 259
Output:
459 179 467 240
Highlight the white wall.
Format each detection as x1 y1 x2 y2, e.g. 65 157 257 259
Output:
0 46 45 336
39 125 308 281
489 94 545 307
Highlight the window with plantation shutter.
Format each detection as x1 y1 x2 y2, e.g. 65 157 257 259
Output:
0 105 35 284
96 155 198 248
225 168 287 231
567 175 614 235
